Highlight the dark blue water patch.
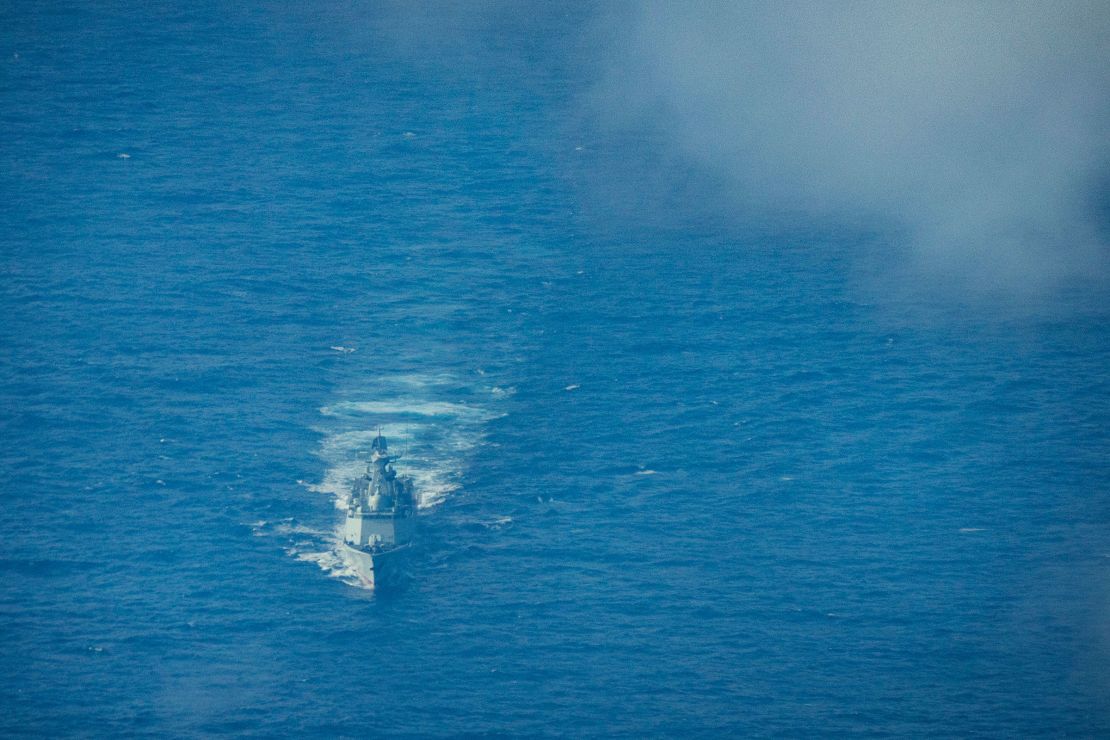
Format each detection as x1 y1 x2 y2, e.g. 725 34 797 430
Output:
0 558 101 578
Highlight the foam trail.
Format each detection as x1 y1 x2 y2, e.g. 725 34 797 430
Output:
321 400 486 418
291 372 506 587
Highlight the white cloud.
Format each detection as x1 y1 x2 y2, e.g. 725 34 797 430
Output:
594 1 1110 297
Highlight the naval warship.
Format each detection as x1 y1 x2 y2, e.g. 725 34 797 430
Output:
340 430 416 589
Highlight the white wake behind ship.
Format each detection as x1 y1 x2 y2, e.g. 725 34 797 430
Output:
340 430 416 589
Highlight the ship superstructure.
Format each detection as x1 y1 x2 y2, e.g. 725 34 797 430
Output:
340 430 416 588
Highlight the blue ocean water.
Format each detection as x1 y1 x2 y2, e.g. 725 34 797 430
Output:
2 2 1109 735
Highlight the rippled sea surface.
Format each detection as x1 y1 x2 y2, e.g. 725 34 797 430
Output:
3 3 1109 736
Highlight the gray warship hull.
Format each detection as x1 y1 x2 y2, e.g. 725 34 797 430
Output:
340 539 411 590
341 430 416 590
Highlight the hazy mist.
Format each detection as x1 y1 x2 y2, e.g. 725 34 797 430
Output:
592 1 1110 299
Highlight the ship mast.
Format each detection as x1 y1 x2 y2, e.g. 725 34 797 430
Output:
355 428 405 513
